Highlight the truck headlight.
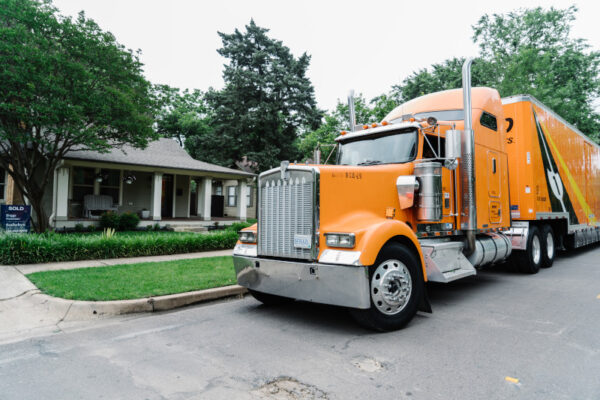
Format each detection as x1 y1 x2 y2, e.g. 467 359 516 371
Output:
325 233 355 248
238 231 256 243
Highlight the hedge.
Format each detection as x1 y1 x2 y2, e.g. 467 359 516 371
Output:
0 228 246 265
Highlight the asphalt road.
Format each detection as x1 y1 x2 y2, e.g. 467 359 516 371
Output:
1 245 599 400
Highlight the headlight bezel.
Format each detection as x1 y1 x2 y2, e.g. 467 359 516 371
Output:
324 232 356 248
238 230 257 244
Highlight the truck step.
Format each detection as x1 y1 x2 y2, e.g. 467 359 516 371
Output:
419 239 477 283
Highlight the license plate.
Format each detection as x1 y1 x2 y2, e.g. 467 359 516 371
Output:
294 234 312 249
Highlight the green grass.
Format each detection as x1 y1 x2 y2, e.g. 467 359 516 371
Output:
26 256 236 301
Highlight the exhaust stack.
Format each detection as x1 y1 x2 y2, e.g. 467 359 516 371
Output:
461 58 477 255
348 90 356 132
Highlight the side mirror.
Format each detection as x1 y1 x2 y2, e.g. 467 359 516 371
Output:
444 129 462 170
396 176 420 209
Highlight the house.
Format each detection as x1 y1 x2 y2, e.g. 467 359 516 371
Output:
0 138 256 229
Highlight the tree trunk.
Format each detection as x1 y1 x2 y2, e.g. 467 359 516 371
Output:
29 196 49 233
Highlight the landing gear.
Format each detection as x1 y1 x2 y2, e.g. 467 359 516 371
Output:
514 225 542 274
350 243 422 331
540 224 555 268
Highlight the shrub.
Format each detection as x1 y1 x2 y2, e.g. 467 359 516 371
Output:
100 212 120 230
119 212 140 231
226 222 253 232
0 230 239 265
74 223 85 232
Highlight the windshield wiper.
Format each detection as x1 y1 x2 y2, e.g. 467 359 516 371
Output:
357 160 383 166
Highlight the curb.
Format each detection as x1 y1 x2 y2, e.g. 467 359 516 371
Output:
35 285 248 322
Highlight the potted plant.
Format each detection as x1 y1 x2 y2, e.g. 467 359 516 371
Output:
140 208 150 219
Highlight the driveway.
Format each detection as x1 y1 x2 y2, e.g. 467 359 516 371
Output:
0 245 599 399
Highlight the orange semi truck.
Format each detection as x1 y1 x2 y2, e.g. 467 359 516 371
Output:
233 59 600 331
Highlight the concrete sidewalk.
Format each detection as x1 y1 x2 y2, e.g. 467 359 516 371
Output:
0 250 246 344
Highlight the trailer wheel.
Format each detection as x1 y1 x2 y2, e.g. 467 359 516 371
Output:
248 289 291 306
349 243 422 331
540 225 555 268
515 225 542 274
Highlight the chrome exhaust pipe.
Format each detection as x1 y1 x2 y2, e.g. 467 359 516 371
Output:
461 58 477 255
348 90 356 132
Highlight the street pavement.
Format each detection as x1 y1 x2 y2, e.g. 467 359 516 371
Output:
1 244 599 400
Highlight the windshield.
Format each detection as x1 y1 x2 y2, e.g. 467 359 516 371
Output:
338 130 418 166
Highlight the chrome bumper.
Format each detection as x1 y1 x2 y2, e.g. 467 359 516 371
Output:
233 256 371 309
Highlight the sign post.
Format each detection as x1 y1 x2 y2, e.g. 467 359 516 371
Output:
1 205 31 233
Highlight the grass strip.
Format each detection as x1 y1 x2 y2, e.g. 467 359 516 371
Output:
26 256 237 301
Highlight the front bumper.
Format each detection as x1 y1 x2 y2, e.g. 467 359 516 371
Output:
233 255 371 309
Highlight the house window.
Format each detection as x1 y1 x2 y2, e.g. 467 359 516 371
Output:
215 184 223 196
72 167 95 203
246 186 253 207
99 169 120 204
0 168 6 201
227 186 237 207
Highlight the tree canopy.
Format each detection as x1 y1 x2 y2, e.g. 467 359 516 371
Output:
187 20 322 171
0 0 158 231
390 6 600 141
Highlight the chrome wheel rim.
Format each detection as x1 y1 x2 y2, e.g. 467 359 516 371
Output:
546 232 554 260
532 235 541 265
371 259 412 315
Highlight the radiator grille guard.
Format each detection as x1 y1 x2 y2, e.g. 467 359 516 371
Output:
257 167 319 260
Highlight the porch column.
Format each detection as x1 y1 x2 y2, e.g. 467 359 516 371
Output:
197 177 212 221
151 172 163 221
55 167 70 221
237 179 247 222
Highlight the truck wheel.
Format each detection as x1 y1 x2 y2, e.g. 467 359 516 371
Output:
515 225 542 274
349 243 422 331
248 289 291 306
540 225 555 268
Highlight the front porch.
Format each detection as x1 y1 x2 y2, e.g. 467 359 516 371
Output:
50 162 256 230
59 216 243 231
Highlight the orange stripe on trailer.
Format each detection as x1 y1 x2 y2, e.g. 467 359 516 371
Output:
541 122 597 225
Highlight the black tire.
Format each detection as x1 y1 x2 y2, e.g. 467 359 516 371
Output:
514 225 542 274
248 289 291 306
349 243 423 332
540 224 555 268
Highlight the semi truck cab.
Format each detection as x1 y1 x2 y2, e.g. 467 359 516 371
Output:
233 59 519 331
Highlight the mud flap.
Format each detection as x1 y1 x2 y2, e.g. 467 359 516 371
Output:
418 285 432 313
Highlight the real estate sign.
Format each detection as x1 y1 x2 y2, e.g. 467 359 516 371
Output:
1 205 31 233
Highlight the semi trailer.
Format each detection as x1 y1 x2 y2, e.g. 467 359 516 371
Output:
233 58 600 331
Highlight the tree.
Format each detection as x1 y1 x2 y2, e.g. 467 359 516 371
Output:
297 93 377 162
0 0 158 232
193 20 322 171
392 6 600 141
154 85 213 148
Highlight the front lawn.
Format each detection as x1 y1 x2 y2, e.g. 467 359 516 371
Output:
26 256 236 301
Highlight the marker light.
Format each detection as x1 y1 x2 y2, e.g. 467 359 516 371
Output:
382 121 389 126
363 125 369 130
340 131 347 135
325 233 356 248
371 123 378 128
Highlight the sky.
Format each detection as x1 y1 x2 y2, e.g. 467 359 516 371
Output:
52 0 600 111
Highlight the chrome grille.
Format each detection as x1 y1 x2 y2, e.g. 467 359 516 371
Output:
258 168 317 260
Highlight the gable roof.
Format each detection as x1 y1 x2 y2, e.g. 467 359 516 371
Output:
65 138 254 178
